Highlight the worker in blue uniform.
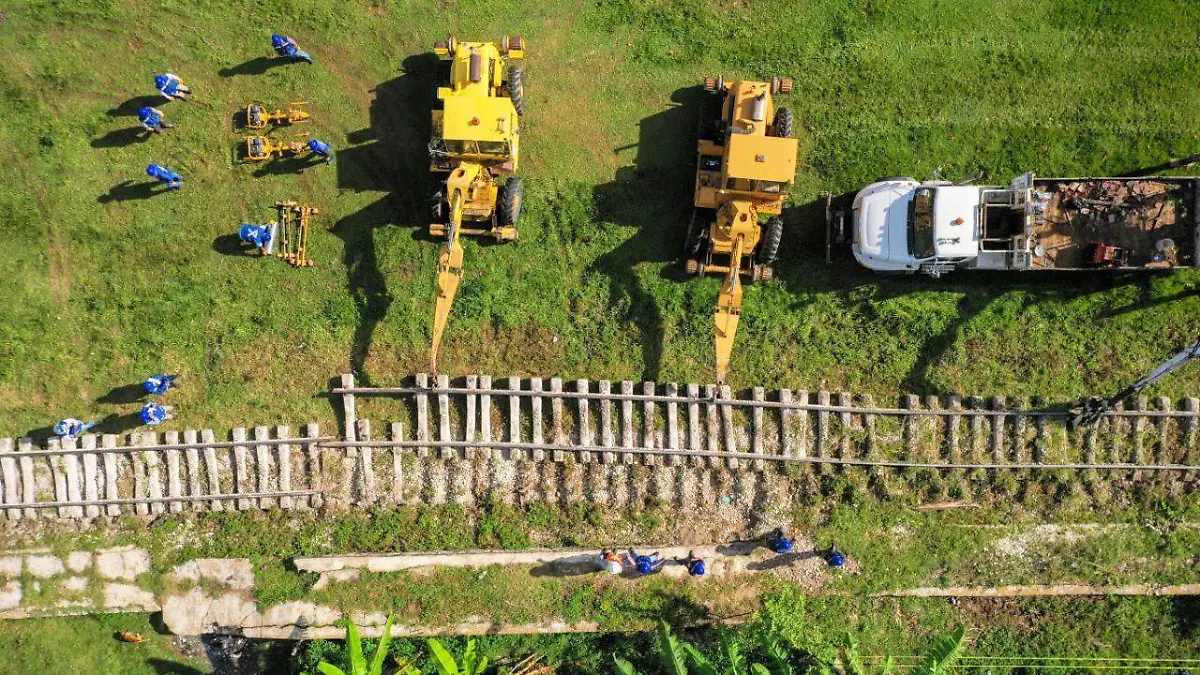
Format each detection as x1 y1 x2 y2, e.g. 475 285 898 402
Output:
271 34 313 63
826 545 846 569
308 139 334 164
768 529 794 555
143 374 179 396
684 551 706 577
153 73 191 101
54 418 96 440
139 402 174 426
146 163 183 189
238 223 274 253
137 106 173 133
628 549 664 576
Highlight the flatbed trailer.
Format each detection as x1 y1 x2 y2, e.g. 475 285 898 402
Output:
829 172 1198 276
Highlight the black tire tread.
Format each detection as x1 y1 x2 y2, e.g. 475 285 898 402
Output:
758 216 783 265
499 177 523 227
508 65 525 116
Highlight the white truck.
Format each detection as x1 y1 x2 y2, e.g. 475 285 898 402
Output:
826 173 1198 276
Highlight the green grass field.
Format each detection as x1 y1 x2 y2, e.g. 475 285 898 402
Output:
2 0 1200 440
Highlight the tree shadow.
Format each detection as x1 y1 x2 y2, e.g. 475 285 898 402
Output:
106 95 163 117
91 126 150 148
331 53 441 383
98 180 168 204
96 383 146 405
590 85 706 382
145 659 204 675
218 57 288 77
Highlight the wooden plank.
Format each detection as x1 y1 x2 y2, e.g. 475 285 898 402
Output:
202 429 224 511
165 430 183 514
80 434 100 518
357 419 377 505
61 436 83 518
705 384 720 468
779 389 793 458
720 385 737 469
232 427 251 510
277 425 294 509
437 373 453 460
48 438 68 518
990 396 1006 464
144 432 164 515
183 429 202 512
551 377 565 461
751 387 765 470
415 373 431 457
687 383 701 466
838 391 853 460
464 375 477 452
479 376 493 459
600 380 615 463
666 382 680 466
0 439 19 520
508 376 522 461
642 381 656 455
577 379 592 463
794 390 809 461
815 391 831 470
530 377 545 461
389 422 405 504
340 373 357 442
101 434 120 517
621 381 635 464
129 433 148 516
254 425 274 508
305 423 323 509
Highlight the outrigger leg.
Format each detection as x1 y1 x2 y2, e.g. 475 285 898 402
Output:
430 193 465 374
713 237 745 385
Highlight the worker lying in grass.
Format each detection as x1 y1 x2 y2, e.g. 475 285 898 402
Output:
54 418 96 440
272 34 313 63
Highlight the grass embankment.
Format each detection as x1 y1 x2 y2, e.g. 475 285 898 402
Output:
2 0 1200 437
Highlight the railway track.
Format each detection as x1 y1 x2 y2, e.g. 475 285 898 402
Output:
1 373 1196 520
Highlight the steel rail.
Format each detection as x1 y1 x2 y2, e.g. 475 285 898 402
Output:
2 490 323 510
9 436 334 458
319 439 1200 472
332 386 1194 419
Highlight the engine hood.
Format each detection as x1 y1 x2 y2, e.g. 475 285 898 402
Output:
852 179 919 264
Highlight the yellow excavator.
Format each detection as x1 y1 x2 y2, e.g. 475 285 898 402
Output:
427 35 526 374
686 76 797 384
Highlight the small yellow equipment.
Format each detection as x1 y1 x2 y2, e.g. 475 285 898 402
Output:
245 134 310 161
687 76 797 384
427 35 526 373
275 200 317 267
245 101 312 130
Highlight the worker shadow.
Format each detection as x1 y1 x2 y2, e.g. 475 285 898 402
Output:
529 552 606 578
19 424 57 443
211 233 258 257
333 53 440 381
96 383 146 405
218 56 288 77
95 413 144 436
97 180 169 204
745 550 820 572
590 86 705 382
106 95 162 117
90 126 150 148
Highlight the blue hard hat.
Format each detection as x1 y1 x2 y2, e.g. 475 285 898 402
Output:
637 560 652 575
53 421 70 436
272 34 286 47
138 106 153 118
146 163 161 176
154 74 169 89
689 560 706 576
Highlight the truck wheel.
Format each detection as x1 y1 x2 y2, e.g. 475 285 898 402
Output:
508 66 525 116
499 177 523 227
685 209 709 256
771 108 794 139
758 216 783 265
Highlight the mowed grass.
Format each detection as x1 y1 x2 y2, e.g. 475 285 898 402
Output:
1 0 1200 436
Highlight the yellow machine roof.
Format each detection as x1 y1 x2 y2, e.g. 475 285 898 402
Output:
725 134 798 183
442 96 517 142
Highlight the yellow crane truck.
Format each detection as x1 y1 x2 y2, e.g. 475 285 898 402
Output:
686 75 797 384
427 36 526 373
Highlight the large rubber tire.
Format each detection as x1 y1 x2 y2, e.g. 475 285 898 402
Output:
499 177 523 227
684 209 709 257
771 107 794 139
508 66 525 116
758 216 783 265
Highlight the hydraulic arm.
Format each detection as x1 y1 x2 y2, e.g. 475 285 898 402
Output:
1073 337 1200 426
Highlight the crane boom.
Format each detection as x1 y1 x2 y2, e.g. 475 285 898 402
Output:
1073 337 1200 426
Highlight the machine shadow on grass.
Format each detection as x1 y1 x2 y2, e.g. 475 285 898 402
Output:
591 86 705 382
778 197 1152 398
332 54 441 383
